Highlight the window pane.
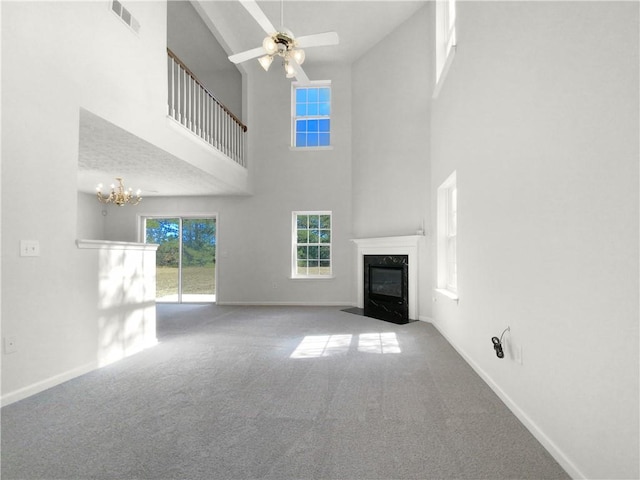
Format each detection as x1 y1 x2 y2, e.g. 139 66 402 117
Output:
309 230 319 243
319 230 331 243
296 104 307 116
319 87 330 102
319 119 330 132
296 119 307 132
309 216 319 228
319 133 330 146
297 246 308 260
307 88 319 102
320 215 330 228
307 103 318 116
319 246 330 259
309 246 319 259
297 230 309 243
319 102 330 115
307 133 319 147
296 133 306 147
297 215 308 229
296 88 307 103
307 119 318 132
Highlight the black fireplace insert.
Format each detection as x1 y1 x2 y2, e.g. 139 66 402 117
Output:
364 255 409 324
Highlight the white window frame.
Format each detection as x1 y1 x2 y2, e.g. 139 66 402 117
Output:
433 0 456 98
291 80 333 150
292 211 333 279
436 172 458 300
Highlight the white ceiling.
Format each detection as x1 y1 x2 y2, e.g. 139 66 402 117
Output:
77 1 428 197
198 1 428 66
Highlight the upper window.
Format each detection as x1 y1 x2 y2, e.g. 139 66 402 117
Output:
292 81 331 148
437 172 457 297
434 0 456 96
292 212 332 278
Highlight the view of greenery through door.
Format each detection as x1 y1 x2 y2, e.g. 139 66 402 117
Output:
145 217 216 302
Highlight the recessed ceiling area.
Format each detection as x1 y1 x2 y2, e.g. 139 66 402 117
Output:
77 109 236 197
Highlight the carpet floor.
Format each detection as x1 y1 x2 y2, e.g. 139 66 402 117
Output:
1 305 569 479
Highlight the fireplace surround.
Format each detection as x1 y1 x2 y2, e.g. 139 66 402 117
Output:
352 235 422 322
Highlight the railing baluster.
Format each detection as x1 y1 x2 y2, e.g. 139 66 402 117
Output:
166 49 247 168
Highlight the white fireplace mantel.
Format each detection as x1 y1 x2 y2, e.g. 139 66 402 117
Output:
351 235 423 320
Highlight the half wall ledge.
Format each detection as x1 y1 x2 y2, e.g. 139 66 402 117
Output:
76 239 159 369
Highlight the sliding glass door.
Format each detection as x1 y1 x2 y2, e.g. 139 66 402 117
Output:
144 217 216 303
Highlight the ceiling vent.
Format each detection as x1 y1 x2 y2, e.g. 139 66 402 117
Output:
110 0 140 34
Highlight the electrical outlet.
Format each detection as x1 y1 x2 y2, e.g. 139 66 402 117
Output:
514 345 523 365
20 240 40 257
4 336 18 354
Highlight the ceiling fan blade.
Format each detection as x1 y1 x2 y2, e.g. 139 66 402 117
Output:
238 0 276 35
296 32 339 49
289 58 310 84
229 46 266 64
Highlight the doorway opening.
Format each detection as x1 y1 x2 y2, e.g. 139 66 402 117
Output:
143 216 217 303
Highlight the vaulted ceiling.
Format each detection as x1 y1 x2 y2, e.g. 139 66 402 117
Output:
77 1 428 197
196 1 427 67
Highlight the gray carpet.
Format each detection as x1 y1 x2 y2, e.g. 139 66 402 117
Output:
1 305 569 479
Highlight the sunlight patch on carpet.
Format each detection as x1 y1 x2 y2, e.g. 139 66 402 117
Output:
290 332 401 358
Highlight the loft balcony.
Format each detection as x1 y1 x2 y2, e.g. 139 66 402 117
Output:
167 49 247 168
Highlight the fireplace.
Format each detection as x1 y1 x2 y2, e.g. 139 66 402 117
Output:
364 255 409 324
352 235 422 322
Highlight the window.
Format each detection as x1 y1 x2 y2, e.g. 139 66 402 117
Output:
293 212 332 277
437 172 457 297
292 81 331 148
434 0 456 96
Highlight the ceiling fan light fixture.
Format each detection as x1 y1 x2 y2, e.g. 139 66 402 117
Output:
284 60 296 78
258 54 273 71
291 48 305 65
262 35 277 55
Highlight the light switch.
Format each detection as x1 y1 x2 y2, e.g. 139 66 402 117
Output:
20 240 40 257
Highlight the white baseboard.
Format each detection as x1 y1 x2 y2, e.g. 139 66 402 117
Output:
216 301 352 307
1 361 98 407
430 319 584 480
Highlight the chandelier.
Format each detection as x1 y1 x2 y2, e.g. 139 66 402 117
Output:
96 177 142 206
258 31 305 78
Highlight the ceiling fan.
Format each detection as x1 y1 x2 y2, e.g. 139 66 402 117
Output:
228 0 339 83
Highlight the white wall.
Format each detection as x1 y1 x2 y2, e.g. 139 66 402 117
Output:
430 2 639 479
103 61 354 305
1 39 98 401
352 5 433 320
77 193 107 240
1 0 246 403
